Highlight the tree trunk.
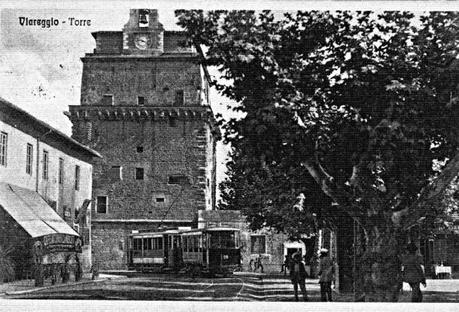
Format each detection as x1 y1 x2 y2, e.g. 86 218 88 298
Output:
302 152 459 301
336 216 355 293
355 224 405 301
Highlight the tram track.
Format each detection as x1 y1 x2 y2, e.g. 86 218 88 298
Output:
232 277 247 301
183 279 215 300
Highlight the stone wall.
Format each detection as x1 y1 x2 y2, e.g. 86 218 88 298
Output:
80 59 205 107
94 32 123 54
91 222 128 269
70 117 212 221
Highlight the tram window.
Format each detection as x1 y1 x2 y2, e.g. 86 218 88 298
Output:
183 237 188 251
210 234 220 248
158 238 163 250
235 231 240 248
133 238 142 250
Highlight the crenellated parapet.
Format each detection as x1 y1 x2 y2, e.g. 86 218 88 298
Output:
66 105 221 139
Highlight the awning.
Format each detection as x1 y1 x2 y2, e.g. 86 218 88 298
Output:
0 182 79 238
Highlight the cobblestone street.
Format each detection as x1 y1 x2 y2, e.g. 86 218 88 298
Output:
2 274 458 302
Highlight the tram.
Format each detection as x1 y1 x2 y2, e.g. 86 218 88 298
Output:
127 227 241 275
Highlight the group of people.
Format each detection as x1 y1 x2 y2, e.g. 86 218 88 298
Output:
283 243 427 303
285 248 335 302
248 254 264 273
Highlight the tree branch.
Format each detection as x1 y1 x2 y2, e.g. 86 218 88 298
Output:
302 157 366 227
394 150 459 229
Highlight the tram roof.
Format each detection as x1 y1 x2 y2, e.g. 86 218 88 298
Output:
130 229 181 237
129 227 240 237
182 227 241 233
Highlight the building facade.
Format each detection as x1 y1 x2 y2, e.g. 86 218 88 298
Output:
0 98 100 281
67 9 220 269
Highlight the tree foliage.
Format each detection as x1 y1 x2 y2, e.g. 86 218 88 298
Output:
176 10 459 300
178 10 458 232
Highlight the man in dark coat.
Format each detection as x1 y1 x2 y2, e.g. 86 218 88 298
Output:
318 248 334 301
402 243 426 302
289 252 308 301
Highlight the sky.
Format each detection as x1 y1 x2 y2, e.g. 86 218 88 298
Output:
0 1 457 194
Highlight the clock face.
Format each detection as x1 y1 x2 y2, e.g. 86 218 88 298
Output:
134 35 149 50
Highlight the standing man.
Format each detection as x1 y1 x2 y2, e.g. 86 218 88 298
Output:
255 254 264 273
401 243 426 302
318 248 334 301
289 252 308 301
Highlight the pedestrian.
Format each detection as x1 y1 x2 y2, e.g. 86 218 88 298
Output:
90 261 99 280
401 243 426 302
249 259 254 272
281 255 291 276
75 254 83 282
289 252 308 301
255 254 264 273
318 248 334 302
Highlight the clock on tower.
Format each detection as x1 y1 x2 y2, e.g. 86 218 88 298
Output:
122 9 164 54
134 34 150 50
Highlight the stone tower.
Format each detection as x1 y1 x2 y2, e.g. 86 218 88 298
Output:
66 9 220 269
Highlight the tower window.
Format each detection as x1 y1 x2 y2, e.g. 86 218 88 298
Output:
136 146 144 153
155 197 165 203
109 165 123 180
135 167 144 180
26 143 33 175
174 90 184 106
137 96 145 105
102 94 114 106
96 196 108 214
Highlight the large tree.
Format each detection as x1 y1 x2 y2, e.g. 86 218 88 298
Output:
177 10 459 301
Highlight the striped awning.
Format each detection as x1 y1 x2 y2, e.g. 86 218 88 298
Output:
0 182 79 238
